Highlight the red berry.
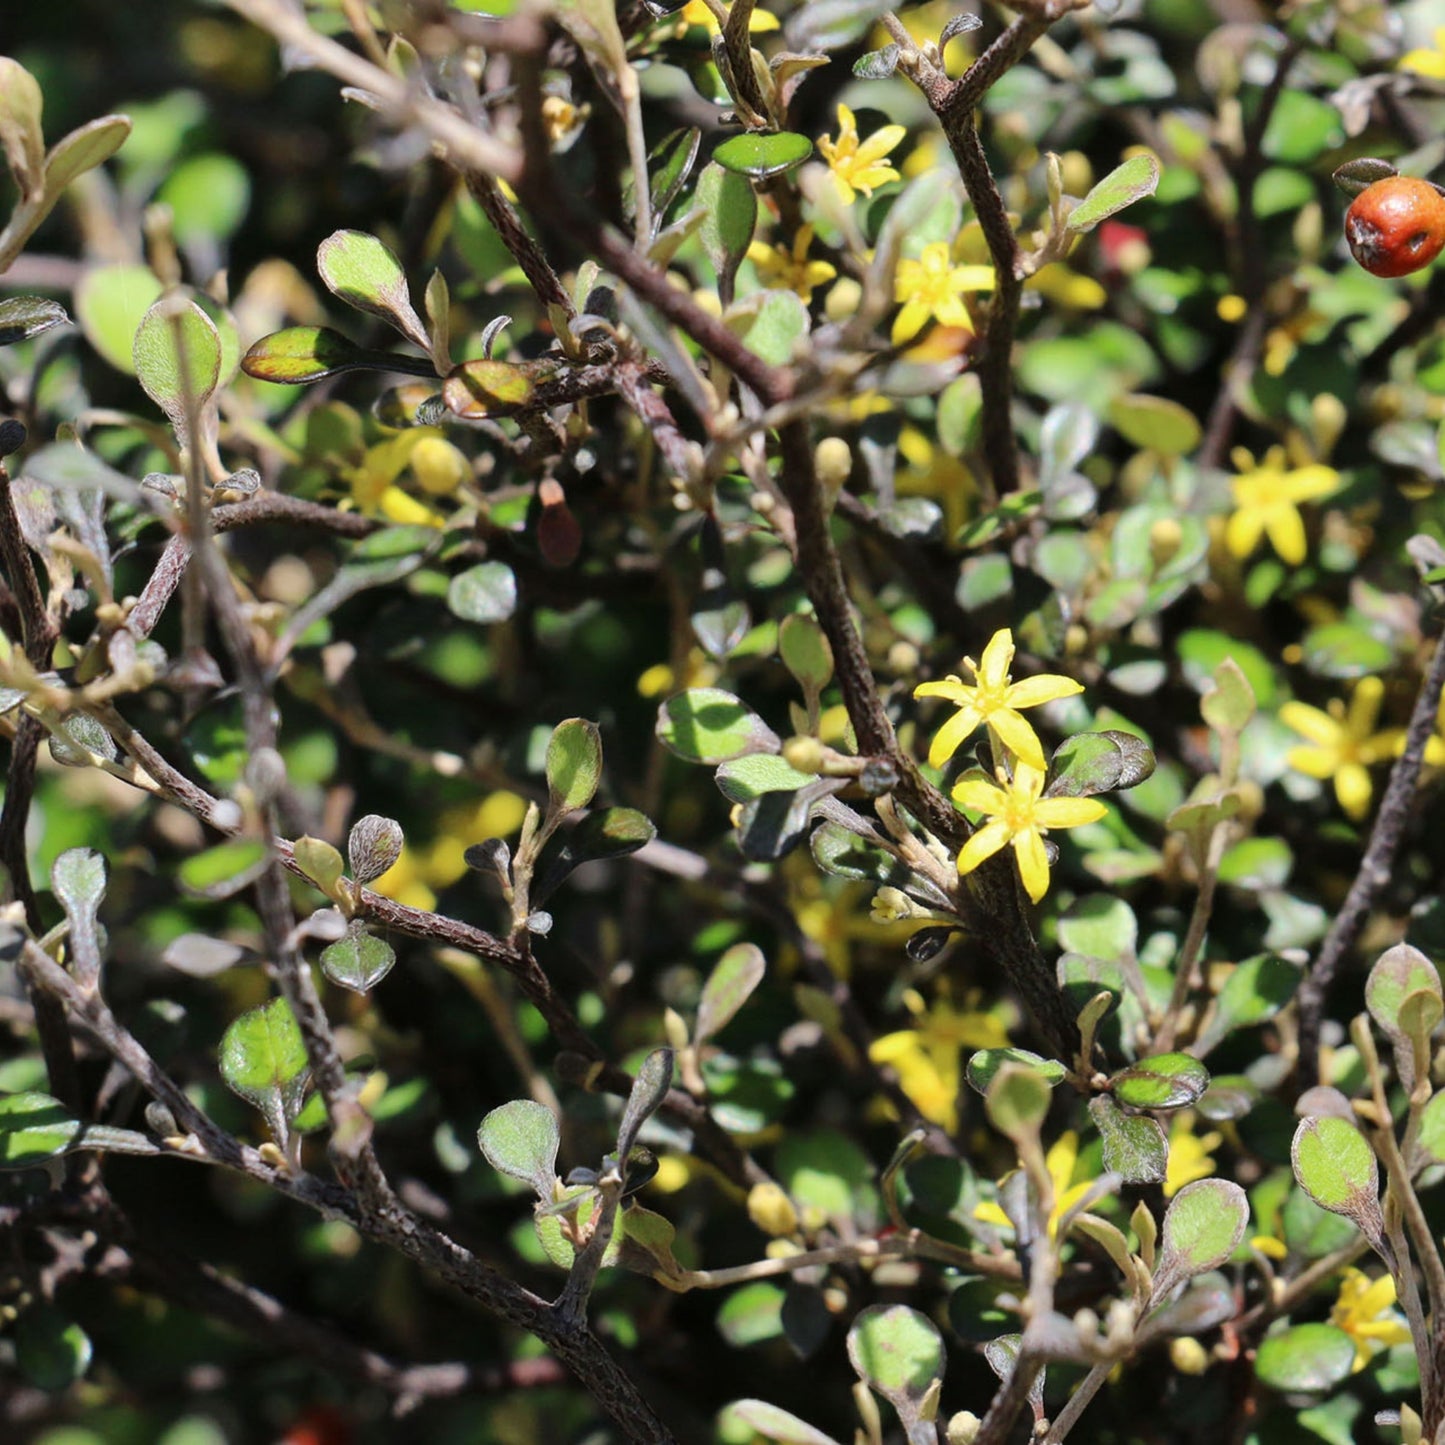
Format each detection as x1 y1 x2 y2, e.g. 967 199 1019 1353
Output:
1344 176 1445 278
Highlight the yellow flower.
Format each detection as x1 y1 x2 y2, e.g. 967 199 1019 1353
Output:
1330 1268 1412 1372
1400 27 1445 79
914 627 1083 771
892 242 996 344
974 1130 1095 1240
1164 1113 1222 1198
678 0 779 33
951 762 1105 903
345 429 451 527
896 424 976 538
746 224 837 302
870 990 1009 1133
1279 677 1443 821
818 103 905 206
1225 445 1341 567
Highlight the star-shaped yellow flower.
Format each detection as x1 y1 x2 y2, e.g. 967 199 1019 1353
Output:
1225 445 1341 567
914 627 1082 772
746 224 837 302
892 242 996 344
951 762 1105 903
1278 676 1433 822
973 1129 1095 1240
1330 1268 1413 1372
817 103 905 207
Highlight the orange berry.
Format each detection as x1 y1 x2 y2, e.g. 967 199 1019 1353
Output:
1344 176 1445 278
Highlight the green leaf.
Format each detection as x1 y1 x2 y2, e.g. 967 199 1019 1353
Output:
778 1129 878 1225
0 1092 160 1168
316 229 430 350
546 717 603 813
1331 158 1398 198
727 287 808 366
1255 1323 1355 1394
1058 894 1137 960
714 752 816 801
778 613 834 693
441 358 545 418
1195 954 1301 1054
240 325 435 384
156 151 250 246
219 997 311 1138
1088 1095 1167 1184
447 562 517 623
0 56 46 196
347 814 403 886
720 1400 842 1445
696 162 756 296
477 1098 560 1197
177 838 268 899
133 296 222 432
714 131 813 180
965 1048 1066 1095
735 785 818 860
1414 1090 1445 1168
291 836 346 897
809 821 951 910
74 263 165 375
0 295 69 346
43 114 131 199
1047 730 1156 797
718 1281 786 1346
986 1063 1052 1141
1066 152 1160 233
532 807 657 904
847 1304 944 1418
1151 1179 1248 1302
853 45 900 79
617 1047 674 1159
656 687 780 763
1200 657 1255 735
1366 943 1441 1038
1109 1052 1210 1111
1106 393 1200 456
15 1304 92 1391
52 846 105 984
696 943 766 1043
0 1091 84 1167
320 920 397 994
1291 1115 1383 1247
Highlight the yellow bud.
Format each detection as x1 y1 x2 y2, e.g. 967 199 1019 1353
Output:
814 436 852 502
1149 516 1183 569
1310 393 1346 459
824 276 863 324
663 1006 690 1052
946 1412 982 1445
1059 150 1093 198
409 435 469 496
782 735 827 773
748 1181 800 1237
1169 1337 1210 1376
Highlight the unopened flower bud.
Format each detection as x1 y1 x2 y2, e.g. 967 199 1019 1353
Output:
782 735 827 774
814 436 852 505
1169 1337 1210 1375
748 1181 800 1237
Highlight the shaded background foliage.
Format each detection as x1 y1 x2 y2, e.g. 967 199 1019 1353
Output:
4 1 1445 1444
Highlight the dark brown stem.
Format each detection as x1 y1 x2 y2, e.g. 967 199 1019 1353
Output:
1295 627 1445 1083
0 454 78 1105
466 172 574 315
775 423 1078 1059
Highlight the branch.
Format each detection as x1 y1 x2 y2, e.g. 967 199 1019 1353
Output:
1295 626 1445 1081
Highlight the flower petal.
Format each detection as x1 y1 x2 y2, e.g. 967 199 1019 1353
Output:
1264 505 1307 566
929 706 983 768
957 820 1010 876
1335 762 1372 821
951 774 1007 813
978 629 1015 688
914 676 971 702
1007 674 1084 708
1033 796 1108 828
1225 507 1264 561
1013 827 1051 902
1279 701 1341 747
987 708 1047 770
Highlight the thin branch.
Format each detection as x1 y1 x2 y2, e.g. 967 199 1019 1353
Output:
1295 627 1445 1081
